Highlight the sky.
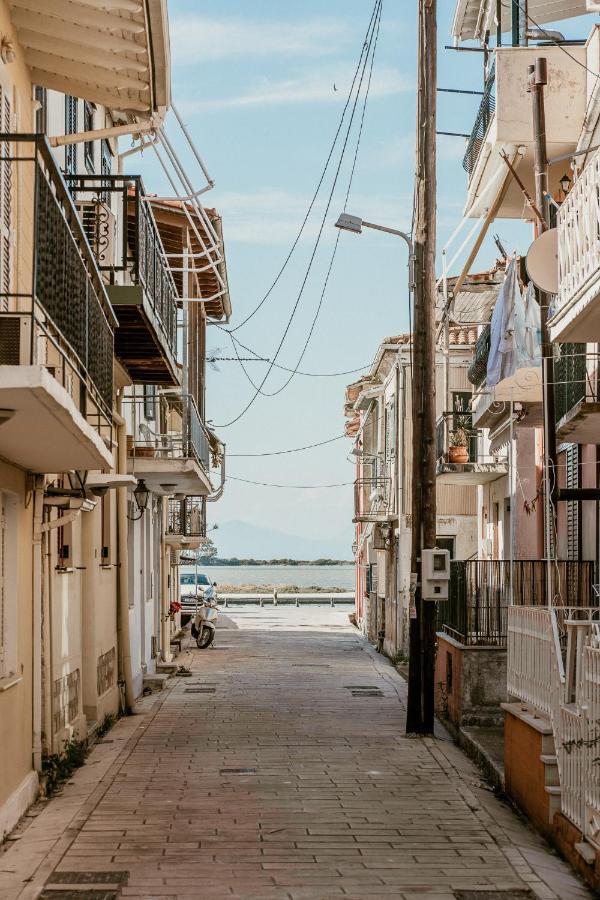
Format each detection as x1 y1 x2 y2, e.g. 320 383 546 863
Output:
127 1 594 557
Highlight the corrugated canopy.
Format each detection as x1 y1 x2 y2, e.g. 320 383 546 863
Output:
438 270 504 325
8 0 170 121
452 0 588 42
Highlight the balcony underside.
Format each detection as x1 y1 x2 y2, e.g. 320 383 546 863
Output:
453 0 588 42
108 285 179 386
556 400 600 444
549 277 600 344
164 535 203 550
0 366 112 472
436 461 509 485
127 457 211 496
473 369 543 429
352 514 395 525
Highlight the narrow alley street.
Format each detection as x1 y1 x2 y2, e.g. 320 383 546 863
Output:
0 607 591 900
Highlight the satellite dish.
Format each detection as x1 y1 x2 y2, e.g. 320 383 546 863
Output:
526 228 558 294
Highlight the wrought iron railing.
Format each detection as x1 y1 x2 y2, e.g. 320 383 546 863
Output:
167 496 206 537
436 411 478 463
353 476 391 521
437 559 597 647
64 173 178 362
0 135 114 432
127 392 211 473
463 62 496 176
554 345 597 423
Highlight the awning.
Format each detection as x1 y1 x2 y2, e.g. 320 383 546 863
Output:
452 0 588 43
8 0 170 121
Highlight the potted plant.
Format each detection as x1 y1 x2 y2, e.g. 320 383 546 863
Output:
448 424 470 464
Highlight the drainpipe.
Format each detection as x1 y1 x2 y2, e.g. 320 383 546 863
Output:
160 499 171 662
32 475 44 772
115 395 135 711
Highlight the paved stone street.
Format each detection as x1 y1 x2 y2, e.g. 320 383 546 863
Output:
0 606 593 899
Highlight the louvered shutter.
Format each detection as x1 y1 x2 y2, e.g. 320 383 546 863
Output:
566 444 580 561
0 85 11 312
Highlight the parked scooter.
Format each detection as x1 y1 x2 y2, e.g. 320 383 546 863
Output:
190 591 219 649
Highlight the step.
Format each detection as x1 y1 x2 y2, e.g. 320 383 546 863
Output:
156 662 178 676
142 673 168 692
540 753 560 787
545 784 562 823
575 840 597 866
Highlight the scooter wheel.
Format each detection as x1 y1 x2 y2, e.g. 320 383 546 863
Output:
196 628 214 649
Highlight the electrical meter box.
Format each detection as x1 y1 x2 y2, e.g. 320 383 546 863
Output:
422 548 450 601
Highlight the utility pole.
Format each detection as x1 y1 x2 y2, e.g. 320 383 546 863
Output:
528 58 559 569
406 0 437 736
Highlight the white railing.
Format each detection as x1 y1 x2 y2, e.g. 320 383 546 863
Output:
557 148 600 314
507 607 560 719
508 606 600 846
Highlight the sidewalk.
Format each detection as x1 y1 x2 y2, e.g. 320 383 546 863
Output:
0 606 592 900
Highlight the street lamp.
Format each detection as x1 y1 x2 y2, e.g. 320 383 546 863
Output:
335 213 415 288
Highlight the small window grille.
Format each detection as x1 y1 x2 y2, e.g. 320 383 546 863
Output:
84 102 94 173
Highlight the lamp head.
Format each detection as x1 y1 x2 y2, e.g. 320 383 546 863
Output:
560 172 571 195
133 479 150 514
335 213 363 234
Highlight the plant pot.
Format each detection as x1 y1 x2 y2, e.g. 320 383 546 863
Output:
133 447 156 459
448 446 469 464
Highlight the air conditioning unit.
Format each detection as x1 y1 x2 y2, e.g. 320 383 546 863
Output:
0 314 31 365
74 199 116 269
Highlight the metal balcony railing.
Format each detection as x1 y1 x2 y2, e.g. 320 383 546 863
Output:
463 62 495 176
0 135 114 432
64 173 178 363
167 496 206 538
353 476 391 521
128 392 211 472
553 345 598 423
437 559 597 647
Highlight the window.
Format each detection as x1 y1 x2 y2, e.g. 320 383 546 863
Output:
57 520 73 570
0 493 16 680
83 101 94 173
101 139 112 177
100 492 111 564
34 86 47 134
143 384 156 421
64 96 78 175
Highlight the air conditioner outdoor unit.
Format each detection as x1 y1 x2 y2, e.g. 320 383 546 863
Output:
0 314 31 365
74 199 116 269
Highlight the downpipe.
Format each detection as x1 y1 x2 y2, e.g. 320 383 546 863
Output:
31 476 44 773
115 399 135 711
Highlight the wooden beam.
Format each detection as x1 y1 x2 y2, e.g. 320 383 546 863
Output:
10 9 146 54
70 0 143 12
49 120 154 147
11 0 145 34
28 68 149 113
17 28 149 72
25 49 149 93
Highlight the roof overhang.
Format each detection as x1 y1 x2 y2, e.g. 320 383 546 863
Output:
452 0 588 43
8 0 171 122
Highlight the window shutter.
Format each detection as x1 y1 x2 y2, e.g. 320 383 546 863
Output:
566 444 580 561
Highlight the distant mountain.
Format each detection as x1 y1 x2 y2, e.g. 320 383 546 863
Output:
212 519 353 561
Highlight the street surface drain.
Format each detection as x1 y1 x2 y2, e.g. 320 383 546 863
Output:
40 893 118 899
351 690 383 697
220 767 257 775
184 688 215 693
47 873 129 885
454 892 533 899
41 870 129 899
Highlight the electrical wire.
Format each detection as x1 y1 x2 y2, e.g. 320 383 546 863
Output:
228 475 354 489
224 0 382 335
227 333 374 377
228 435 346 457
214 0 383 427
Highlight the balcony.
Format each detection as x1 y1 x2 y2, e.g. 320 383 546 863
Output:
461 42 588 219
468 326 543 431
435 412 508 484
165 496 206 550
65 174 179 386
438 559 596 647
554 346 600 443
127 393 212 495
353 476 392 524
549 148 600 343
0 136 114 473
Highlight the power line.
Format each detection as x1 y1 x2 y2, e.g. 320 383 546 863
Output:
512 2 600 79
228 475 353 489
228 435 346 458
214 0 383 427
228 334 373 377
225 0 382 335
